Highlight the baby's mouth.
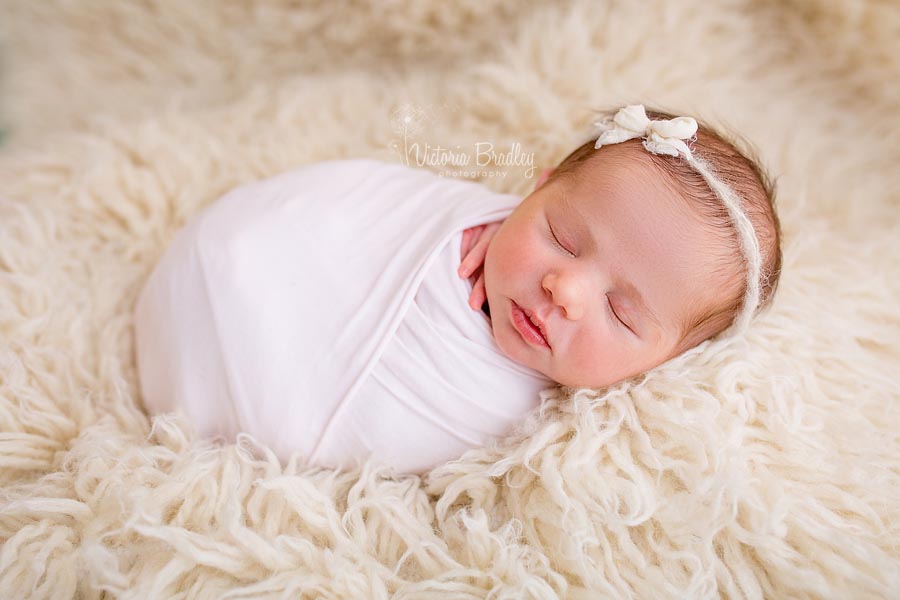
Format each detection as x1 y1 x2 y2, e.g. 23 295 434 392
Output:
526 313 550 346
513 301 551 348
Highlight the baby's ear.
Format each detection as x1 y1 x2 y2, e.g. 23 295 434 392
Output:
535 168 555 191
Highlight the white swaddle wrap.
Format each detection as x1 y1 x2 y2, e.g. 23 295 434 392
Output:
134 159 556 474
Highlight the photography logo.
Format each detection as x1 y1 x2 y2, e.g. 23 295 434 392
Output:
389 103 535 179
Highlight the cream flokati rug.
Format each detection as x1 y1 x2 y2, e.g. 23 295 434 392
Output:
1 0 899 598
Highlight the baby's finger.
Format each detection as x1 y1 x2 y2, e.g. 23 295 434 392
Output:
465 224 487 253
459 237 483 278
458 226 485 278
458 254 474 278
466 225 494 267
468 271 486 311
460 227 476 259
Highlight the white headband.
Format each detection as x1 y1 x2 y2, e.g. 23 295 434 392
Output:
592 105 762 337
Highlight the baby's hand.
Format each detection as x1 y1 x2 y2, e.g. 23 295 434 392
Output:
458 221 502 312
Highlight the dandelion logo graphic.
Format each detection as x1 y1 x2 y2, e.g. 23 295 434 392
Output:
390 104 427 165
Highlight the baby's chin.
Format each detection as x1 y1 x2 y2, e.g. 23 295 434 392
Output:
485 314 557 382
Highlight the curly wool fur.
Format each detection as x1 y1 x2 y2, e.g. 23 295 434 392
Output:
1 0 899 598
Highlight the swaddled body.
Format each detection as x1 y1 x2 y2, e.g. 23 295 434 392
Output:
134 159 555 474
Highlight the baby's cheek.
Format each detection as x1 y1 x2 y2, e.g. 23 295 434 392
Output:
576 329 614 364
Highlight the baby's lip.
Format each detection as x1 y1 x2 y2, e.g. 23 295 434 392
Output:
520 304 552 348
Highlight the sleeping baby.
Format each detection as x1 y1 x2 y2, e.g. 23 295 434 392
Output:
133 105 782 475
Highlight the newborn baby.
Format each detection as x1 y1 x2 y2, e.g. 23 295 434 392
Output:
134 105 782 475
462 107 782 389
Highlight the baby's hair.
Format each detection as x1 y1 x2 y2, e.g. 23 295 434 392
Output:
548 107 783 357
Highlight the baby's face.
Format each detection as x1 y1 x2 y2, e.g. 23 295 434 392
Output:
483 148 723 388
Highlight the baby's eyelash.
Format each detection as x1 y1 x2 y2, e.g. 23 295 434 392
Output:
607 297 635 334
548 223 575 257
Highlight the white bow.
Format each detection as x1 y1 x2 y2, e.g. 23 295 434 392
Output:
592 104 698 158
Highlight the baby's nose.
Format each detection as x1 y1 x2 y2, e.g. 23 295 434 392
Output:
543 273 585 320
561 303 584 321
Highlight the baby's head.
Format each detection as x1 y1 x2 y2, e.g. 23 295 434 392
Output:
483 105 782 389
